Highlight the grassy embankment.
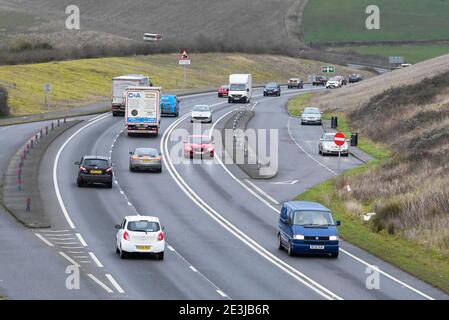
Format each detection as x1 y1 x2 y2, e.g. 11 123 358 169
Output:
287 93 449 293
0 53 371 117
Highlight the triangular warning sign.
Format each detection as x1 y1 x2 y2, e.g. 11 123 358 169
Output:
181 50 188 59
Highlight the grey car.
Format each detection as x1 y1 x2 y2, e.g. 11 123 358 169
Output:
301 107 322 125
129 148 162 172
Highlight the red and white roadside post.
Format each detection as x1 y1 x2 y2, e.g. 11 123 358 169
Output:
334 132 346 175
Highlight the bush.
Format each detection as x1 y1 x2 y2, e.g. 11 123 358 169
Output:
0 86 9 117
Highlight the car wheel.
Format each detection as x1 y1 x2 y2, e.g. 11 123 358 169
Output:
287 242 294 257
120 246 128 259
129 165 134 172
157 167 162 173
156 252 164 260
175 112 179 117
319 148 322 155
77 179 83 187
278 234 283 251
228 98 232 103
112 112 117 117
116 247 120 254
107 181 113 189
330 251 339 258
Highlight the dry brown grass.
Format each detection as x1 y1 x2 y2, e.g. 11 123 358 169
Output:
315 54 449 251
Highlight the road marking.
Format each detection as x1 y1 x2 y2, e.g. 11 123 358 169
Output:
48 237 75 240
76 233 88 247
53 113 110 229
167 245 175 251
87 274 113 293
287 117 337 175
271 180 298 185
52 241 79 245
89 252 103 268
202 92 436 300
40 229 69 233
59 251 80 268
73 255 89 259
61 246 85 249
189 266 198 272
163 113 341 300
340 248 435 300
216 290 228 298
106 274 125 294
244 179 279 205
210 109 280 213
35 233 54 247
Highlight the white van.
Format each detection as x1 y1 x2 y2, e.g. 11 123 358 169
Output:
228 74 252 103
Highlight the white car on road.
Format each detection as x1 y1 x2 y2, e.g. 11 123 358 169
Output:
115 216 165 260
301 107 322 125
318 133 349 156
326 76 343 89
191 105 212 123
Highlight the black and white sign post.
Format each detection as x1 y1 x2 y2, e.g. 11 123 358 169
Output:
44 83 51 110
334 132 346 175
179 50 191 88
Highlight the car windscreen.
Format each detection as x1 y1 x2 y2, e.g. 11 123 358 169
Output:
83 159 109 168
127 220 160 232
304 108 320 114
189 136 210 144
229 84 246 91
266 83 277 88
136 148 158 157
329 77 339 81
192 106 210 112
293 210 334 226
324 135 335 142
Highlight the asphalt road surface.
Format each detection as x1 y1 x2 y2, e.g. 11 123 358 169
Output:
0 87 447 299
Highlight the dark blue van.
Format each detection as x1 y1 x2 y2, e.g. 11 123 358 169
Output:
160 95 179 117
278 201 340 258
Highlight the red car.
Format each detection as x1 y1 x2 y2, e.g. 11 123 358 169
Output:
217 85 229 98
184 135 215 158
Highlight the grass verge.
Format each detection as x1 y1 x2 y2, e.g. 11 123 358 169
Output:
294 113 449 294
0 53 370 117
287 93 315 117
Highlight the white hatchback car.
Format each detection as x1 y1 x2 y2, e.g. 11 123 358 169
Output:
115 216 165 260
191 105 212 123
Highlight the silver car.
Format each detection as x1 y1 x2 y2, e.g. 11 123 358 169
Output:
191 105 212 123
301 107 322 125
129 148 162 172
318 133 349 156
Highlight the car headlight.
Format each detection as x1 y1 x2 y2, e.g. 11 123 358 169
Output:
294 235 304 240
329 235 339 241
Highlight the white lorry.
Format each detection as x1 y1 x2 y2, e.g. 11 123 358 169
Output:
228 74 252 103
124 86 161 136
112 75 150 116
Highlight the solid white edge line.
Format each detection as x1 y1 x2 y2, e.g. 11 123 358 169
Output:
88 252 104 268
59 251 80 268
105 274 125 293
189 266 198 272
287 117 337 175
35 233 54 247
211 94 436 300
340 248 435 300
87 273 113 293
210 109 280 213
76 233 88 247
244 179 280 205
53 113 110 229
162 112 342 301
216 289 228 298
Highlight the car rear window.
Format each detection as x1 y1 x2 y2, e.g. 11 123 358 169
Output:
83 159 109 168
193 105 210 112
127 220 160 232
189 136 210 144
136 148 158 157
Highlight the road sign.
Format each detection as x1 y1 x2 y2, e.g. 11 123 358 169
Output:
43 83 51 93
178 59 191 65
334 132 346 146
322 66 335 73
